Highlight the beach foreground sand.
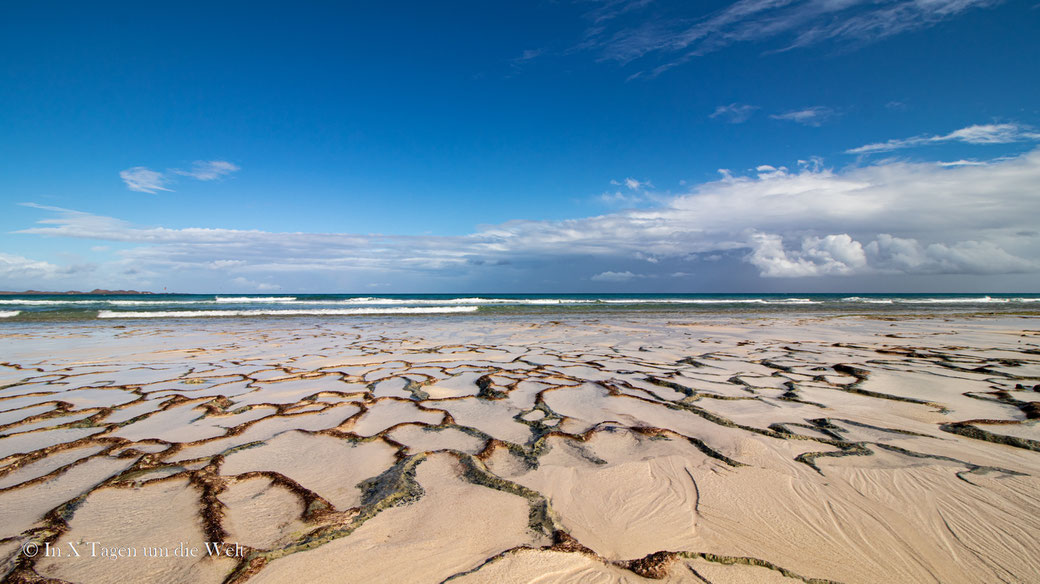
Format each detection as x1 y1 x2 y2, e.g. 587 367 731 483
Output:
1 314 1039 583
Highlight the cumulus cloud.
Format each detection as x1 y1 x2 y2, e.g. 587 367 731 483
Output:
120 167 171 193
748 233 867 277
0 253 66 280
173 160 240 181
771 106 837 127
848 123 1040 154
0 252 97 289
710 103 758 123
15 148 1040 290
867 234 1035 275
748 233 1034 277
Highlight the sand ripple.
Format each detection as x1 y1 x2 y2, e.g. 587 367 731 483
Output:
2 315 1039 582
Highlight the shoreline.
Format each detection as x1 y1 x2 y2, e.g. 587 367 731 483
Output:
3 308 1040 323
3 292 1039 323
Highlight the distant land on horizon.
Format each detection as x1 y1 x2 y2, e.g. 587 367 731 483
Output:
0 289 156 296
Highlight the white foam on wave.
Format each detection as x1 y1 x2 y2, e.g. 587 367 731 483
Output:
214 296 298 303
0 310 21 318
0 296 865 309
842 297 895 304
271 297 598 306
96 306 480 318
7 295 1035 312
600 298 821 305
279 297 824 306
844 296 1040 304
107 300 212 306
896 296 1008 304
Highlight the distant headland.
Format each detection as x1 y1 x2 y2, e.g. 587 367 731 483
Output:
0 289 155 295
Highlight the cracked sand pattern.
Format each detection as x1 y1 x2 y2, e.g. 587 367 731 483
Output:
1 315 1039 583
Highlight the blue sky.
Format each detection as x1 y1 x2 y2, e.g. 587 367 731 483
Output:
2 0 1039 293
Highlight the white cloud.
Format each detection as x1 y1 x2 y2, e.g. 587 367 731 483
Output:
710 103 758 123
848 123 1040 154
582 0 1004 76
0 252 66 280
208 260 247 269
174 160 240 181
16 148 1040 289
591 270 643 281
771 106 837 127
231 276 281 291
602 178 655 206
867 234 1035 275
610 177 651 190
599 190 655 208
120 160 239 193
120 167 171 193
748 232 1034 277
747 233 818 278
0 253 98 290
937 159 988 167
585 0 654 24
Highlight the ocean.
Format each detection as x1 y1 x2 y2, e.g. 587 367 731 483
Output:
1 293 1038 322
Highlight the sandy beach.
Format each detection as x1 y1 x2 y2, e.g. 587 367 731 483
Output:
1 313 1038 583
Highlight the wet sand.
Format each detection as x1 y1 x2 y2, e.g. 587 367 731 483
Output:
1 314 1039 583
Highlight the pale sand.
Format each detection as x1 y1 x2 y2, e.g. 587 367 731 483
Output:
1 315 1039 583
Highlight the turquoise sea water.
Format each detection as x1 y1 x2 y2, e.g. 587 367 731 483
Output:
1 293 1038 322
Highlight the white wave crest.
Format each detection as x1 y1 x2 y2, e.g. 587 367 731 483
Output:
214 296 298 303
896 296 1007 304
107 300 211 306
284 297 824 306
601 298 821 305
268 297 599 306
0 310 21 318
96 306 479 318
842 297 895 304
